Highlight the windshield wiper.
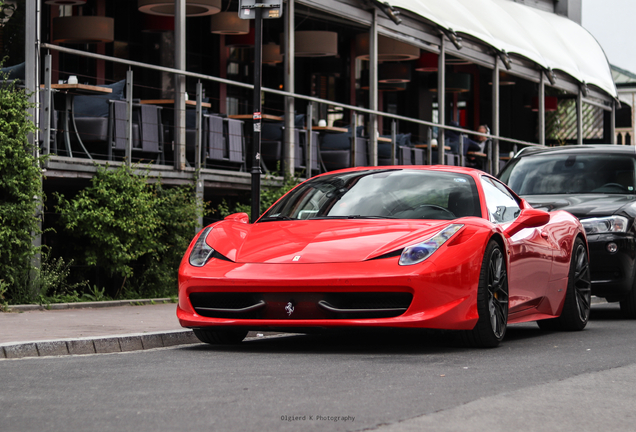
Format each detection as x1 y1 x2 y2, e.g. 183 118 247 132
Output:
259 215 295 222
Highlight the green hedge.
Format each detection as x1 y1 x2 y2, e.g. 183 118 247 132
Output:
55 165 205 299
0 64 42 304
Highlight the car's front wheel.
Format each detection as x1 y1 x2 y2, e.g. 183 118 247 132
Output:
619 282 636 319
537 237 591 330
463 240 509 348
193 329 249 345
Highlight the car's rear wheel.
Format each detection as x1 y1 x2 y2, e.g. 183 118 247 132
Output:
193 329 248 345
463 240 508 348
537 237 591 331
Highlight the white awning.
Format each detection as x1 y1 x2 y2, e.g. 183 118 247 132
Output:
388 0 617 98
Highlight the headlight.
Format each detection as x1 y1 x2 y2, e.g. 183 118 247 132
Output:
189 226 215 267
399 224 463 266
580 216 629 234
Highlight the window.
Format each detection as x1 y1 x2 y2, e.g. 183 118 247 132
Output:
481 177 520 224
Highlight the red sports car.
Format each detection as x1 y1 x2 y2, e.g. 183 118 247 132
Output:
178 166 591 347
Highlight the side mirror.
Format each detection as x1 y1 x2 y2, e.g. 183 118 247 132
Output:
224 212 250 224
505 208 550 237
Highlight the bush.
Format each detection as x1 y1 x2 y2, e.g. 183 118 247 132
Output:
56 164 205 298
0 60 43 303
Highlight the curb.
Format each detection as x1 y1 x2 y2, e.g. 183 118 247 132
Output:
4 298 175 312
0 329 199 360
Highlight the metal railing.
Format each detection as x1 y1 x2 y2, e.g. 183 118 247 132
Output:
40 43 542 175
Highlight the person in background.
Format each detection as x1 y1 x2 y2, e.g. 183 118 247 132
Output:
474 124 490 153
465 124 491 170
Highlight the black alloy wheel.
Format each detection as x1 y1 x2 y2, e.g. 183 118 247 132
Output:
463 240 509 348
538 237 591 331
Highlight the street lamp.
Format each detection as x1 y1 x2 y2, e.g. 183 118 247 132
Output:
239 0 283 222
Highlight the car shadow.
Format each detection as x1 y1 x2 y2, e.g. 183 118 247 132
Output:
179 329 481 356
589 302 626 321
178 324 558 356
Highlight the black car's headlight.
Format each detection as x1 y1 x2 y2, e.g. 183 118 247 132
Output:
399 224 463 266
580 216 629 234
189 226 215 267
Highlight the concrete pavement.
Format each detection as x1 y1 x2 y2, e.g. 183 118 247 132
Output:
0 300 199 359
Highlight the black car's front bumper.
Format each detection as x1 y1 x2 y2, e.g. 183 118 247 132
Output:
587 233 636 300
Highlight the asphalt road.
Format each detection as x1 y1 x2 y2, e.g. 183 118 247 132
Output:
2 302 636 432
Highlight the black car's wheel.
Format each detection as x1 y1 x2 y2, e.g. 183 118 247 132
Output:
193 329 248 345
538 237 591 331
619 282 636 318
463 240 509 348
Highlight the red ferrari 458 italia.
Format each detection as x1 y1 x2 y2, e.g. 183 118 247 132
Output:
178 166 591 347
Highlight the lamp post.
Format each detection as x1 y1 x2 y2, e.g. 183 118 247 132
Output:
239 0 282 222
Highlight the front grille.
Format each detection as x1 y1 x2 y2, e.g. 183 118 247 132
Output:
189 292 413 320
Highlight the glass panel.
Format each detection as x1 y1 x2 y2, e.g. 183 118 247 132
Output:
481 177 520 224
500 154 636 195
260 169 481 221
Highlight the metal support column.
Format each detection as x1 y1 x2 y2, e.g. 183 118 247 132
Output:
195 81 204 231
283 0 295 176
25 0 39 148
306 104 313 180
43 54 52 157
174 0 187 170
391 120 397 165
610 101 616 144
577 88 583 144
351 113 358 166
368 9 379 166
492 60 500 174
538 72 546 146
27 0 43 292
437 36 445 165
125 70 133 167
250 1 264 222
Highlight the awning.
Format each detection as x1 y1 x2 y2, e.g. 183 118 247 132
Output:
388 0 617 98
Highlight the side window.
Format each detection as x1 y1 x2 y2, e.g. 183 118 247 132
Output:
481 177 520 224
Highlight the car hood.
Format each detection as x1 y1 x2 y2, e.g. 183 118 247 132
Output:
207 219 455 264
522 194 636 219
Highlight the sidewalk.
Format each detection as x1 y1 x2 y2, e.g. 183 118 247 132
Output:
0 300 199 360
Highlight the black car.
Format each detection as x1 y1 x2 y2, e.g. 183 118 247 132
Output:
498 145 636 317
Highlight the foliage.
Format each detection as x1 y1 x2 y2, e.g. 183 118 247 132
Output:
216 168 302 219
56 164 206 298
0 59 43 303
0 279 8 310
0 1 25 67
31 249 89 304
132 182 205 298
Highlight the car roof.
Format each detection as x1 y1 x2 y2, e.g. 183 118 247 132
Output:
515 144 636 158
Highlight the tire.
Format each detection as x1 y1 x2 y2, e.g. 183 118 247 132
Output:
619 283 636 318
537 237 591 331
193 329 248 345
463 240 509 348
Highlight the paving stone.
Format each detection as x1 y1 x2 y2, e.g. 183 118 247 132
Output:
140 334 163 349
4 343 39 359
93 337 121 353
119 336 143 352
36 341 69 357
162 331 197 346
67 340 95 355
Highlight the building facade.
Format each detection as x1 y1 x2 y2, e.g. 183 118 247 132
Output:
2 0 619 218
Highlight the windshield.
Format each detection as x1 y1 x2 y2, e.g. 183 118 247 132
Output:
260 169 481 221
499 153 636 195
